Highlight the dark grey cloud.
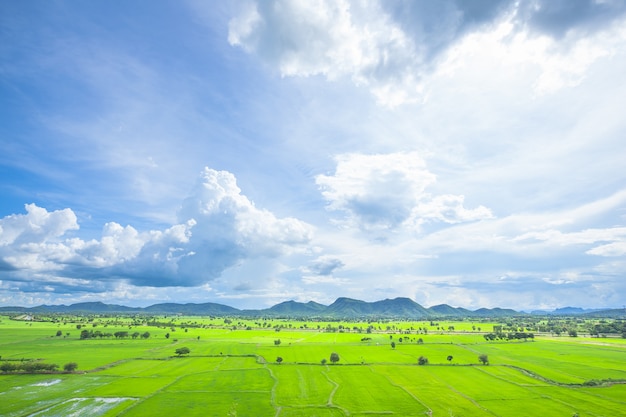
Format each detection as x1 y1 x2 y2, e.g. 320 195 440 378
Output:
382 0 512 61
0 259 17 272
384 0 626 57
518 0 626 38
308 257 344 276
233 282 254 292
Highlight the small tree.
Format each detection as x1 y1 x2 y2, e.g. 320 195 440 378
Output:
274 339 281 346
321 358 327 365
478 354 489 365
175 347 191 356
447 355 453 362
418 356 429 365
276 356 283 365
0 362 16 373
63 362 78 372
56 330 62 337
330 352 340 364
391 341 396 349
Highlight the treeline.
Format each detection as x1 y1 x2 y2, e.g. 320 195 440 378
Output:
484 332 534 341
80 330 150 339
588 320 626 337
0 360 77 373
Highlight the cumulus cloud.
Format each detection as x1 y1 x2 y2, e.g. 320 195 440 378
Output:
0 168 313 288
0 203 78 246
228 0 626 106
228 0 423 106
316 152 492 231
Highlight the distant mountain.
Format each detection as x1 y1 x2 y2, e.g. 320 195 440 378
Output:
30 302 135 313
472 307 520 317
264 300 327 316
372 297 431 318
426 304 520 317
554 307 586 315
326 297 375 317
529 306 610 316
581 308 626 318
2 297 618 318
428 304 459 316
143 302 239 316
325 297 430 318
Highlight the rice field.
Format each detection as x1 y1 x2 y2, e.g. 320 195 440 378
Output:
0 315 625 416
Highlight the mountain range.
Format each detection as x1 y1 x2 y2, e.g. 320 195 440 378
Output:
1 297 622 318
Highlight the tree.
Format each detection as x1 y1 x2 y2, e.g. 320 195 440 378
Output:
175 347 191 356
0 362 16 373
321 358 327 365
274 339 281 346
141 331 150 339
165 332 170 339
63 362 78 372
391 341 396 349
56 330 62 337
330 352 340 364
276 356 283 365
418 356 429 365
447 355 453 362
478 354 489 365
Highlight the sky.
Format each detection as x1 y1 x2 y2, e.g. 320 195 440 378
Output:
1 0 625 311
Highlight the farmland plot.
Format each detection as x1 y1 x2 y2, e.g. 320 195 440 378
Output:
1 316 625 416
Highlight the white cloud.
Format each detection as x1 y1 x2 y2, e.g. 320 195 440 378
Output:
0 204 78 246
435 14 626 97
0 168 314 288
316 152 492 231
586 242 626 257
228 0 423 106
228 1 626 107
179 167 313 256
513 226 626 247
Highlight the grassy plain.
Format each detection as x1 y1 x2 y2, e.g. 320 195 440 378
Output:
0 315 625 416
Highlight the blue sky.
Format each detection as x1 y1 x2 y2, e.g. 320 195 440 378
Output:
1 0 625 310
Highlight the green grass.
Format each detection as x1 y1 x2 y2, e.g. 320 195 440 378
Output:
1 315 625 416
328 365 429 416
273 365 334 406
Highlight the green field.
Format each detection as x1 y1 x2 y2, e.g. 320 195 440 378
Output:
1 316 625 416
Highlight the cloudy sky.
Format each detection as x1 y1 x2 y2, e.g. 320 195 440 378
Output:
1 0 625 311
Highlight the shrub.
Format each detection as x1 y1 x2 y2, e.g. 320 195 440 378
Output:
64 362 78 372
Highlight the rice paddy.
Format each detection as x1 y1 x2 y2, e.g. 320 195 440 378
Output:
0 315 624 416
